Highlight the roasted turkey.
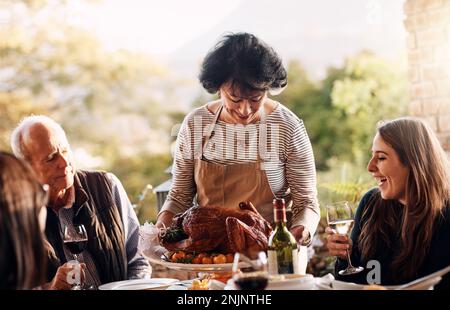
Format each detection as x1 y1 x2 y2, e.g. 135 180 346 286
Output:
160 202 272 256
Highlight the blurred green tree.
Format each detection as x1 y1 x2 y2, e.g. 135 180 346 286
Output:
0 93 49 150
278 60 351 170
107 152 173 223
278 52 408 171
331 50 409 165
0 0 183 223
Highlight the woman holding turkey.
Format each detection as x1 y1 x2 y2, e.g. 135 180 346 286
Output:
156 33 320 267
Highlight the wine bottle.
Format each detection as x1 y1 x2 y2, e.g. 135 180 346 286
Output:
267 198 299 275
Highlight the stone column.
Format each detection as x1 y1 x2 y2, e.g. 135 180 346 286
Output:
404 0 450 156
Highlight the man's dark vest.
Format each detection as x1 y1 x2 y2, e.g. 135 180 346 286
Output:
45 170 127 284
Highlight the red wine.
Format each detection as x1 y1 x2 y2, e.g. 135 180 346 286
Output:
234 276 268 290
64 239 88 254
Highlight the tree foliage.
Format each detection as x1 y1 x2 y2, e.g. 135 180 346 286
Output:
278 52 408 170
107 152 173 223
0 1 408 223
0 0 183 222
331 51 408 164
278 61 350 170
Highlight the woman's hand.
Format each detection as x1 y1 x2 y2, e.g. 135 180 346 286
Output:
325 227 352 260
290 225 310 246
47 262 86 290
155 211 174 229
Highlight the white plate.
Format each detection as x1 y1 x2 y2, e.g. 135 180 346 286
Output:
331 265 450 290
98 278 179 290
331 277 442 290
331 280 368 290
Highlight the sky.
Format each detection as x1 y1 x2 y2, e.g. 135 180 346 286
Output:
64 0 407 80
0 0 410 167
67 0 243 55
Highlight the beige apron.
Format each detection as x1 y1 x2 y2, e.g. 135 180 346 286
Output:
194 105 275 223
193 105 308 274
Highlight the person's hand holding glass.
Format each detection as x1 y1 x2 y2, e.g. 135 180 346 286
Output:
232 251 269 290
63 224 88 290
326 201 364 275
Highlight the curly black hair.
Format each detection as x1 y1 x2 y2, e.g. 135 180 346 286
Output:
199 32 287 94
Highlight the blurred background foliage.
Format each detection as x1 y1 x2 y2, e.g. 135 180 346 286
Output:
0 0 408 227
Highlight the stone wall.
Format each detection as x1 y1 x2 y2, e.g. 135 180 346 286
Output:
404 0 450 156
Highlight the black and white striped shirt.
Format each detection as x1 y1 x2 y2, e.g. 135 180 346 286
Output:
160 103 320 236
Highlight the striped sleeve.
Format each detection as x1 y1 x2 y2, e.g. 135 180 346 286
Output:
107 173 152 279
285 117 320 237
159 114 197 216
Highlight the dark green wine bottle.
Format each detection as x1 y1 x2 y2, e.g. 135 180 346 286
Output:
268 198 299 274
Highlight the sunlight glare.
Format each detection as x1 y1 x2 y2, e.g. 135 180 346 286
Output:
68 0 242 55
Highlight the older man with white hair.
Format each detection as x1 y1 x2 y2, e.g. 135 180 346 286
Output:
11 115 151 289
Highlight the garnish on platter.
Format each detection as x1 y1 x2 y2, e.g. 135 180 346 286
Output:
162 250 234 264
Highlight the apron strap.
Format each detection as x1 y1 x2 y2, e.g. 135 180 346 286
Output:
201 105 223 156
258 107 267 162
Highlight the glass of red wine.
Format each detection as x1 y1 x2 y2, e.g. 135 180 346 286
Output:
63 224 88 290
232 251 269 290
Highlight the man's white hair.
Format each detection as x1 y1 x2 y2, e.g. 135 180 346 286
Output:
10 115 69 160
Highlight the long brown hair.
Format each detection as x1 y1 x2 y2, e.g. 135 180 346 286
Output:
359 118 450 282
0 152 48 289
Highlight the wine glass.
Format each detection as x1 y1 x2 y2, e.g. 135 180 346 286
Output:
232 251 269 290
63 224 88 290
326 201 364 275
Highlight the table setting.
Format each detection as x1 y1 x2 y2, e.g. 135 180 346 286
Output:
131 215 449 291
